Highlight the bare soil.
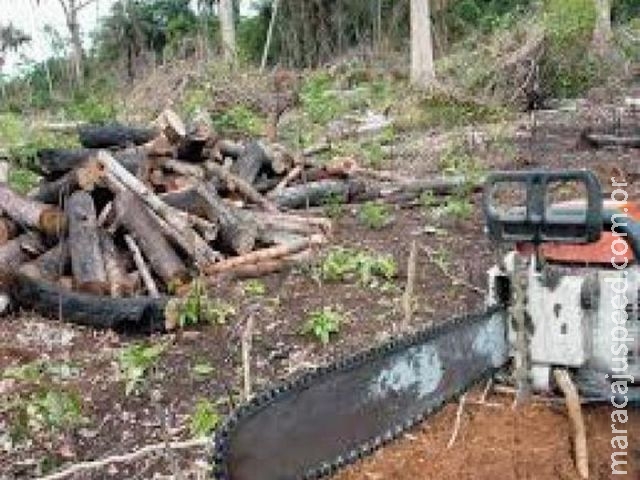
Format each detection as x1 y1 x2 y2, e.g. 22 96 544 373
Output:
1 88 640 479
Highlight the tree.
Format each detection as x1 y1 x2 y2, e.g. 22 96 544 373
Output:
38 0 97 86
592 0 612 55
410 0 435 89
219 0 236 63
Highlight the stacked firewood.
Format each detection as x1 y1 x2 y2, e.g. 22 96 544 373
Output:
0 109 471 333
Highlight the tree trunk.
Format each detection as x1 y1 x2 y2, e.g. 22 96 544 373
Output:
78 123 157 148
592 0 612 56
410 0 435 89
0 183 66 236
197 182 258 255
268 179 352 209
37 147 144 177
219 0 237 63
67 191 108 294
114 191 189 289
231 140 269 185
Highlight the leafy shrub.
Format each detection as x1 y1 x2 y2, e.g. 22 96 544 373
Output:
213 105 265 136
189 399 220 437
319 247 397 287
358 202 393 229
119 342 166 395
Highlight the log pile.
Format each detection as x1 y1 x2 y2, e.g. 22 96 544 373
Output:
1 109 476 333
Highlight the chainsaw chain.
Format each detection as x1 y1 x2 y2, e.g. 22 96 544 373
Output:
210 306 504 480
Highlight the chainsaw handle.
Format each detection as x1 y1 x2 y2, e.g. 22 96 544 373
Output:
483 170 603 245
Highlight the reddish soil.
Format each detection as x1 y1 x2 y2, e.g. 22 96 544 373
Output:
1 87 639 479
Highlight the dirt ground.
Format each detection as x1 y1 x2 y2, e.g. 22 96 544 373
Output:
1 87 640 479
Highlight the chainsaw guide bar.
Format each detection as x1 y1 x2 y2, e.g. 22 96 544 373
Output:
212 307 507 480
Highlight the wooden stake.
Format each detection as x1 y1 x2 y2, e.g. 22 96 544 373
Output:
402 240 418 329
242 315 255 401
554 368 589 480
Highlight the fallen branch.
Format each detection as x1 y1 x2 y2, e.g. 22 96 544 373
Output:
447 393 467 449
242 315 255 401
205 161 278 212
124 234 160 298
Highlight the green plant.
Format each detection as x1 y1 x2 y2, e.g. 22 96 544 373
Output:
213 106 265 136
26 389 85 432
441 195 474 220
118 342 166 395
323 192 346 219
242 279 266 297
177 279 236 327
303 307 343 345
300 73 342 124
189 399 220 437
191 362 215 379
319 247 397 287
358 202 393 229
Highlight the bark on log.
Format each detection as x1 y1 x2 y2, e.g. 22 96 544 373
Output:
225 250 313 279
263 143 294 174
100 230 135 297
0 233 45 272
97 150 219 266
249 210 333 234
372 175 481 203
197 182 257 254
19 243 70 281
160 188 213 219
78 123 157 148
176 114 217 161
0 216 18 245
155 108 186 145
67 191 108 295
231 140 269 185
268 179 352 209
205 161 278 211
114 191 189 289
216 139 244 159
37 147 145 177
0 183 66 236
3 271 176 333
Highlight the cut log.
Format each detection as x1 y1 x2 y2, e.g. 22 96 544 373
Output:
0 232 45 272
78 123 157 149
124 234 160 298
19 242 70 281
204 234 324 275
37 147 145 177
273 164 303 193
162 159 205 179
268 179 352 209
205 161 278 211
100 230 135 297
31 161 105 203
155 108 186 145
197 182 257 254
250 210 333 234
373 175 481 203
2 271 177 333
67 191 108 295
225 250 313 279
263 143 294 174
176 112 217 161
216 139 244 159
231 140 269 185
114 191 189 289
0 183 66 236
0 215 18 245
0 161 9 182
97 150 219 266
160 188 214 219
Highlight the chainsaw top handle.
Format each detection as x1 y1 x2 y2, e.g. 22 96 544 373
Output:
483 170 603 246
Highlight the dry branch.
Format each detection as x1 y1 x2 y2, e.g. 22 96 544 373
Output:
0 183 66 236
124 234 159 298
205 161 278 212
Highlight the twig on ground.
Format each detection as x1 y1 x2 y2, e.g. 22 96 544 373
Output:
38 437 209 480
447 393 467 449
421 245 486 295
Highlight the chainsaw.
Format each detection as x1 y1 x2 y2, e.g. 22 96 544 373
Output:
211 170 640 480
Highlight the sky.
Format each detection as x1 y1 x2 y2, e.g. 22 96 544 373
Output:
1 0 256 75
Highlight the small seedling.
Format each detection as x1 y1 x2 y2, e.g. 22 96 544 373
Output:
26 389 85 432
177 279 236 327
118 342 166 395
441 195 473 220
358 202 393 229
242 279 266 297
189 399 220 437
303 307 343 345
319 247 397 288
323 193 346 219
192 362 215 379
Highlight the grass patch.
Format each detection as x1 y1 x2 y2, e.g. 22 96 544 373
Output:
358 202 394 229
318 247 397 288
174 279 236 328
213 105 265 137
118 342 166 395
189 399 220 437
